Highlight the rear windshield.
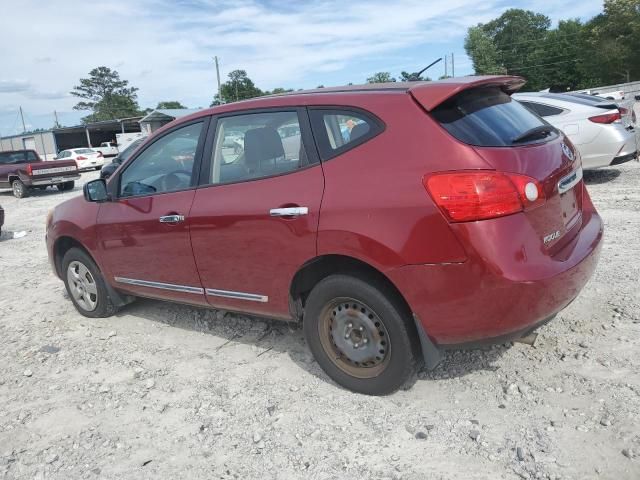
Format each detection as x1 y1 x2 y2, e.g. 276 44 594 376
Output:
0 150 39 164
75 148 95 154
432 87 553 147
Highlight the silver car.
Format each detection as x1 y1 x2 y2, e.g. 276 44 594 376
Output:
514 92 638 169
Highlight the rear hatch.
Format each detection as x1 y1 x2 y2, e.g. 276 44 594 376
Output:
413 82 583 253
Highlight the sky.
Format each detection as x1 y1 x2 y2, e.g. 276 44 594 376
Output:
0 0 603 136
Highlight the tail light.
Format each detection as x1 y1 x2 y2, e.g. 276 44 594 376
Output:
618 107 628 115
77 155 87 160
424 171 545 222
589 112 621 124
26 164 33 175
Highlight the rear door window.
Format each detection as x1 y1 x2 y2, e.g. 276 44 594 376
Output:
208 111 310 185
432 87 556 147
309 108 383 160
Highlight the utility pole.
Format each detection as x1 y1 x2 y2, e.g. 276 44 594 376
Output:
214 56 222 103
444 55 448 77
451 53 455 78
19 106 26 133
54 110 60 128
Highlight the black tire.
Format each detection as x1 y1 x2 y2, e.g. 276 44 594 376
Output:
57 181 75 191
62 247 118 318
303 274 420 395
11 179 28 198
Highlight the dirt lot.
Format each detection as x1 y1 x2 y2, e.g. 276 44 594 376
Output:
0 164 639 480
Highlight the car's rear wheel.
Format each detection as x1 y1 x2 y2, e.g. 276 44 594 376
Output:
11 179 28 198
62 247 118 318
57 181 75 191
304 274 420 395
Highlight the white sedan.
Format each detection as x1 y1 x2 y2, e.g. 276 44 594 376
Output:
514 92 638 169
55 148 105 171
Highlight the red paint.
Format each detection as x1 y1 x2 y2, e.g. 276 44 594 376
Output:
47 75 603 346
190 167 324 318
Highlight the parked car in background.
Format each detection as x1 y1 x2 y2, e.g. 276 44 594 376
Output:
100 136 147 179
577 89 625 101
94 142 119 158
47 76 603 395
514 92 637 169
56 148 105 171
0 149 79 198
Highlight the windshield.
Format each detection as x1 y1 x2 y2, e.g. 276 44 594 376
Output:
0 150 39 164
432 87 553 147
75 148 95 154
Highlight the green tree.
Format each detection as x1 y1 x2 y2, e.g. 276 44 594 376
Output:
581 0 640 85
263 87 294 95
399 71 431 81
156 101 187 109
541 19 585 91
71 67 141 123
464 26 503 75
211 70 263 105
366 72 396 83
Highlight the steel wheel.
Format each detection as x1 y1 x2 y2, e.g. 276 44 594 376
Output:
318 297 391 379
66 260 98 311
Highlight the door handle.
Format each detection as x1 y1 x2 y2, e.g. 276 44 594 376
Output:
159 214 185 224
269 207 309 217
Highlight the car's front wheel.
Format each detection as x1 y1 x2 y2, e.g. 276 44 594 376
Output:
62 247 118 318
11 179 28 198
304 274 420 395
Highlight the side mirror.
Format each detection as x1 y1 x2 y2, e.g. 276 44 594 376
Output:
84 179 109 202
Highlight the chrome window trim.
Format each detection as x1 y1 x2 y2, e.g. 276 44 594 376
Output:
205 288 268 303
114 277 204 295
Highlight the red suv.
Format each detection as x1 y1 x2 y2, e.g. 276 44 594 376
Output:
46 76 603 395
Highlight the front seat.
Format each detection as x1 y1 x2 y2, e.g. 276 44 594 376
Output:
243 127 285 177
349 122 370 142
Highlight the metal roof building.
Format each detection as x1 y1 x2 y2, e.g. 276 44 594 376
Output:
0 117 142 161
0 109 200 160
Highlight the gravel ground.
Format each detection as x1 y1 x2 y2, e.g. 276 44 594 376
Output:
0 164 639 480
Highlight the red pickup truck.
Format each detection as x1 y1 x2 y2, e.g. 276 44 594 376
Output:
0 150 80 198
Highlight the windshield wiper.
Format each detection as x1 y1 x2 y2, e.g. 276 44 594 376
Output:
511 125 555 144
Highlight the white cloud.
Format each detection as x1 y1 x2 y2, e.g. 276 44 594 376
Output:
0 0 602 130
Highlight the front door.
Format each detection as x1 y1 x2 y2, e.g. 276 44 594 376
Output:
189 109 324 319
97 119 209 305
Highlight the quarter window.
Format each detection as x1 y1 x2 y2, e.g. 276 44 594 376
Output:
309 109 382 160
209 111 307 185
519 101 564 117
119 122 203 197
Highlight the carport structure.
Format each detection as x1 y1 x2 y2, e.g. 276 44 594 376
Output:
0 117 142 160
52 116 143 151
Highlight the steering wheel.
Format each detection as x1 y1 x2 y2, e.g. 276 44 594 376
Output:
160 169 191 192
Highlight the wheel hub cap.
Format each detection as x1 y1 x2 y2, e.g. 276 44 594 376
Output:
328 301 389 367
66 261 98 312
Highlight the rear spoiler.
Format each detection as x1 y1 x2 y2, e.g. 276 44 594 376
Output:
409 75 526 111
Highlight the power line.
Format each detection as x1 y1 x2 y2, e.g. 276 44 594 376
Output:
505 58 580 71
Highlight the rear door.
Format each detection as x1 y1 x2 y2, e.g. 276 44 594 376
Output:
97 119 210 305
189 108 324 319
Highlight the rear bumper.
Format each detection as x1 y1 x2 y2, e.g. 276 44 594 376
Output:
28 175 81 186
610 150 638 166
580 126 637 169
388 195 603 346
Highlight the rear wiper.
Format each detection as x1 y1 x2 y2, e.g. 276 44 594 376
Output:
511 125 555 144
